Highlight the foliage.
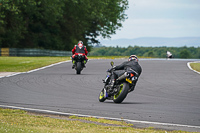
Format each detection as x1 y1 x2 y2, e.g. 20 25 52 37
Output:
0 0 128 51
89 46 200 59
180 49 191 58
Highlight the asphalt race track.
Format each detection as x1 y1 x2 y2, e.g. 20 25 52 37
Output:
0 59 200 132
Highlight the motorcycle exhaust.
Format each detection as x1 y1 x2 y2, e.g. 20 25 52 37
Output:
116 72 129 81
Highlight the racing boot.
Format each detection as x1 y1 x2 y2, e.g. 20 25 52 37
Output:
72 60 75 69
109 79 116 94
83 60 87 68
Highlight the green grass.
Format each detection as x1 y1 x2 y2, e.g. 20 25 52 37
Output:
0 108 192 133
0 57 70 72
190 62 200 72
0 56 142 72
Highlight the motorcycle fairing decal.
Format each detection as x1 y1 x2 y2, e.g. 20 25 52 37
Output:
104 75 109 82
126 78 132 84
99 91 104 99
130 73 134 77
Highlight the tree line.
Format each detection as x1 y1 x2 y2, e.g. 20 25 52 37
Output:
89 46 200 59
0 0 128 51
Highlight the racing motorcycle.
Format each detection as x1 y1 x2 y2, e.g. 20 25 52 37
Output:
98 61 138 103
73 53 86 74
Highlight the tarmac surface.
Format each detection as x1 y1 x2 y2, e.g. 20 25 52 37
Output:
0 59 200 132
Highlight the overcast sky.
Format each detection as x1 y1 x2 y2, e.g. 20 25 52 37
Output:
100 0 200 40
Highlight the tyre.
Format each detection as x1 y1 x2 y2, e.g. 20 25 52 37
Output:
113 82 129 103
99 88 106 102
76 62 82 74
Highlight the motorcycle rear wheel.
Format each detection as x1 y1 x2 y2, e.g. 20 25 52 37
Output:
113 82 129 103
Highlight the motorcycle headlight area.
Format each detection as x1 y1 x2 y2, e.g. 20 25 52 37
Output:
75 55 84 59
78 55 82 59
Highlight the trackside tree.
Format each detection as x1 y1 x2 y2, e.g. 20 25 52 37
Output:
90 46 200 59
0 0 129 51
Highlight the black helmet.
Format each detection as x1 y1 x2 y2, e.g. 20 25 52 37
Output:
128 55 138 61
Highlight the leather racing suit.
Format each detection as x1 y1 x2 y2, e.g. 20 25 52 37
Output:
71 44 88 68
112 59 142 91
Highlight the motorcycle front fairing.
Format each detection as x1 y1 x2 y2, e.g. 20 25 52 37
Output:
74 53 86 62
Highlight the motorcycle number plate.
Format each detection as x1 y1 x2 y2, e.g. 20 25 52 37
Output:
126 78 132 84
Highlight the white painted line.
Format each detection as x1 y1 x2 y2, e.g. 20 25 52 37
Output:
0 105 200 129
187 61 200 74
26 60 71 73
0 60 71 79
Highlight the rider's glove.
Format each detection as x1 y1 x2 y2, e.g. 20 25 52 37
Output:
107 68 113 73
107 66 116 73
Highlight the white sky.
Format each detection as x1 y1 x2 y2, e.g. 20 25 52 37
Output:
101 0 200 40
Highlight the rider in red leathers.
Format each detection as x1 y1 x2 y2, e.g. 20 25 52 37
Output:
71 41 88 69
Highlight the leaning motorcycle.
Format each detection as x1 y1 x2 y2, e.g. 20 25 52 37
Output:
98 61 138 103
73 53 86 74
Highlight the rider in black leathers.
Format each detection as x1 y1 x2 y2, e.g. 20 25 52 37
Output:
109 55 142 92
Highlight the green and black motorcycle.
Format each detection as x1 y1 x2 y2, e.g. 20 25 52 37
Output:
98 61 138 103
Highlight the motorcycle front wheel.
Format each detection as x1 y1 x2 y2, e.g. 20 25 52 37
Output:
113 82 129 103
99 88 106 102
76 62 82 74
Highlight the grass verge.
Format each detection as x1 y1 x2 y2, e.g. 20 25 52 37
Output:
190 62 200 72
0 57 70 72
0 108 191 133
0 56 135 72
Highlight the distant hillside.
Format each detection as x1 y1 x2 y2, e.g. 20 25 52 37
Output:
99 37 200 47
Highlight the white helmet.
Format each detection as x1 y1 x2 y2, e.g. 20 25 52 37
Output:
78 41 83 44
128 55 138 61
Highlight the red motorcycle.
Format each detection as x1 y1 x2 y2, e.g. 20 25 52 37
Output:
73 53 86 74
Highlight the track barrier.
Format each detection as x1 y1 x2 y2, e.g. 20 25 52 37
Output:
0 48 71 56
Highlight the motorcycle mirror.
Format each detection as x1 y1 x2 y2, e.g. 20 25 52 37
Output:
110 61 114 67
